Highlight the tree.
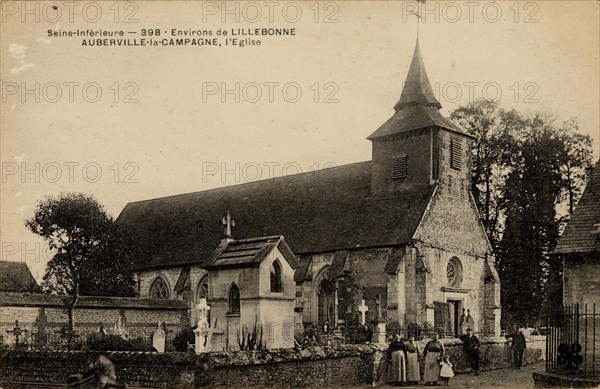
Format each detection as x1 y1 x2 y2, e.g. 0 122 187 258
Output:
555 119 594 216
26 193 136 343
497 113 565 326
450 101 595 327
450 99 508 249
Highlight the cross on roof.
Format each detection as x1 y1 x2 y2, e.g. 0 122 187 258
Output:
221 210 236 239
407 0 426 40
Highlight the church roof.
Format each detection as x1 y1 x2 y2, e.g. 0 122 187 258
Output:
368 40 471 140
554 160 600 254
117 162 435 271
0 261 41 293
204 236 300 269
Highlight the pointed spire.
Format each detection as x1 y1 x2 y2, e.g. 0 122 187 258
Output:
394 40 442 111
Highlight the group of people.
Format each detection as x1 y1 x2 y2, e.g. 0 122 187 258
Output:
386 325 528 386
387 333 454 386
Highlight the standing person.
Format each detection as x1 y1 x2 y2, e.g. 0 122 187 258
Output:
461 328 481 375
506 325 527 369
423 333 445 385
405 335 422 384
387 334 407 386
439 355 454 386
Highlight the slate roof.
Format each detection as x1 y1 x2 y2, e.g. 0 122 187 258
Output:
368 41 471 140
554 160 600 254
0 261 41 293
204 236 300 270
117 161 435 271
395 40 441 111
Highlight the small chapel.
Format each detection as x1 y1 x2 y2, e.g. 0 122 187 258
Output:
116 40 501 350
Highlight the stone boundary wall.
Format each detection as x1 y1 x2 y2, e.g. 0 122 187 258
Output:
0 345 376 388
0 337 546 388
0 292 188 349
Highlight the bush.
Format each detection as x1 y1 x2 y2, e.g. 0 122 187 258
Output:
173 327 195 352
86 333 152 351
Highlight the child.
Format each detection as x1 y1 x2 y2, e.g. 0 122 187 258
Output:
439 355 455 386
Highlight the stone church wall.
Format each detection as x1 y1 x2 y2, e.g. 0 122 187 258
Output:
137 266 208 301
409 130 500 335
138 267 183 298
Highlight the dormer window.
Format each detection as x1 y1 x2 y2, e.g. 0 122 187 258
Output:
392 155 408 179
450 138 462 170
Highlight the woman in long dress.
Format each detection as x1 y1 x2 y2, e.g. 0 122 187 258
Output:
423 333 445 385
387 334 407 386
405 335 421 384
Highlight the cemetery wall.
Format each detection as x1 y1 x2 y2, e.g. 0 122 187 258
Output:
0 292 188 349
0 337 546 388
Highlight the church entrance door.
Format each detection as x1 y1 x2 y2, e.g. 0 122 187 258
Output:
447 300 462 337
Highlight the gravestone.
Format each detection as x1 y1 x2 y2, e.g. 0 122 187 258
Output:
358 299 369 325
466 310 475 333
152 321 166 353
193 298 213 353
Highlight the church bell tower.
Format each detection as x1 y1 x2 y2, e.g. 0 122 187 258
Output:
368 40 474 195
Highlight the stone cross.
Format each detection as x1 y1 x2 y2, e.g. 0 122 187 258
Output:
375 294 383 319
358 299 369 325
221 210 236 239
6 320 27 349
152 321 166 353
193 298 214 353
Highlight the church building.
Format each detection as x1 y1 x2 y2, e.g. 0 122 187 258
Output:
116 40 501 349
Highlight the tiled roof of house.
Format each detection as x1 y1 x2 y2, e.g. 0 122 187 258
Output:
555 160 600 254
0 261 41 293
117 161 435 271
204 236 300 269
0 292 189 309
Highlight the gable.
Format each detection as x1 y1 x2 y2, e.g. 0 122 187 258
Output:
413 185 492 257
117 162 435 270
555 161 600 254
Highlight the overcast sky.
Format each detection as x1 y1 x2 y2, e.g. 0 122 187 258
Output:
1 0 599 279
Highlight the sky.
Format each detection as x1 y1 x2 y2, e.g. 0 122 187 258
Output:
1 0 599 280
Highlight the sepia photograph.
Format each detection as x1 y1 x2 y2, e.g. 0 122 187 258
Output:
0 0 599 387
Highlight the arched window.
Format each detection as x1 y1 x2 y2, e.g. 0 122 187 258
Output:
150 276 170 299
447 257 463 287
196 275 209 301
270 260 283 292
228 283 240 314
315 267 337 326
